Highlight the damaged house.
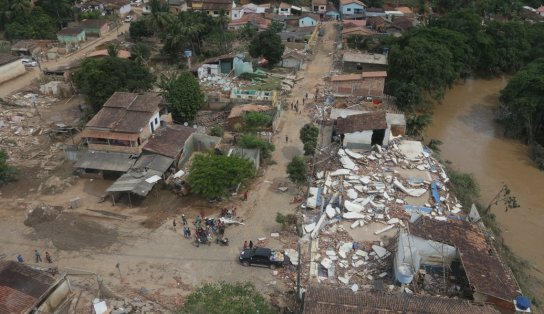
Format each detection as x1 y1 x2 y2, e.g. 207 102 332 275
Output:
335 111 393 149
330 71 387 97
0 261 73 313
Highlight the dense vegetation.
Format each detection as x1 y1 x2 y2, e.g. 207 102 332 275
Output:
0 149 16 184
73 57 155 113
187 154 255 198
357 8 544 138
179 282 275 314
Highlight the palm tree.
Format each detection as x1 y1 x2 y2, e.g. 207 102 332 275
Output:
149 0 173 33
9 0 30 17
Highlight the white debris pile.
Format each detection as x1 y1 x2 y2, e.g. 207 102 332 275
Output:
305 139 469 289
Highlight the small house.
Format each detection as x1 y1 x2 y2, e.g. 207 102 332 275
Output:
312 0 327 14
299 14 318 27
341 26 375 42
231 6 244 19
339 0 366 16
325 4 340 20
280 49 305 70
538 5 544 15
342 51 388 73
79 19 110 37
198 0 233 16
57 27 86 44
0 261 73 313
0 53 25 84
330 71 387 97
168 0 188 13
336 111 389 148
102 0 131 16
228 13 271 30
278 2 292 15
79 92 166 155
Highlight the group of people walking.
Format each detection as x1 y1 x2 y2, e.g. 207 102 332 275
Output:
174 214 227 242
17 250 53 264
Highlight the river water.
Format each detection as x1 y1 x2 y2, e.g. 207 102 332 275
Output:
425 78 544 283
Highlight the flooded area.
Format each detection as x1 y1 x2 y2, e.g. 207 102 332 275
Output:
426 78 544 283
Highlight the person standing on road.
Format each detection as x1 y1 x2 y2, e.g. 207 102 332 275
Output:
45 252 53 263
249 240 254 249
182 214 187 225
285 135 289 143
17 254 24 263
243 240 248 249
35 250 42 263
173 219 177 231
243 191 248 201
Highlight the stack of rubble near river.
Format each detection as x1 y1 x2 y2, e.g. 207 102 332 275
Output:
302 139 523 312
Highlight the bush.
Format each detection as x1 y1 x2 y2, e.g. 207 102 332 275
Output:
210 126 223 137
239 134 275 159
276 212 298 231
287 156 307 186
0 149 17 184
529 143 544 170
446 165 480 209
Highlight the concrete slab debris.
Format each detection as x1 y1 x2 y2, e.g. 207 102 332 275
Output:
372 245 388 258
321 258 333 269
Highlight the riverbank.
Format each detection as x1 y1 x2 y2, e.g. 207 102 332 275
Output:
425 77 544 303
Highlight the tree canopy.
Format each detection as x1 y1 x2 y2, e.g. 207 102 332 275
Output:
499 58 544 145
239 134 275 159
287 156 307 186
179 282 275 314
299 123 319 156
187 154 255 198
249 29 285 67
73 57 155 113
159 72 204 123
243 111 271 133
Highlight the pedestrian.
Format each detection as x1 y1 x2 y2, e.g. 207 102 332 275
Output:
285 135 289 143
17 254 24 263
305 92 308 100
45 252 52 263
295 104 298 112
296 99 299 106
243 191 248 201
35 250 42 263
290 103 293 110
173 219 177 231
302 98 305 106
243 240 248 249
249 240 254 249
182 214 187 225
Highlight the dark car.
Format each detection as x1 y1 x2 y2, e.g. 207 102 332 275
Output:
239 248 290 269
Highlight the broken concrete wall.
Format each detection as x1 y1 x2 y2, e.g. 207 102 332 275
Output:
177 133 221 169
395 231 457 284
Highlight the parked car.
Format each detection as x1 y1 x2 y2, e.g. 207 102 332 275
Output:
124 15 133 23
239 248 290 269
21 58 37 67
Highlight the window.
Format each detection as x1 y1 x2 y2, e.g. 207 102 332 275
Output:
155 117 159 124
347 7 352 11
214 10 219 14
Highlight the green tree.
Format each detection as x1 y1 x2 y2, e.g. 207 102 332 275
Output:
4 7 56 40
187 154 255 198
36 0 73 29
130 43 151 64
107 44 119 57
0 149 16 184
239 134 275 159
287 155 307 186
249 29 284 67
268 19 283 33
179 282 275 314
243 111 271 133
10 0 30 16
299 123 319 155
129 18 154 40
159 72 204 123
73 57 155 112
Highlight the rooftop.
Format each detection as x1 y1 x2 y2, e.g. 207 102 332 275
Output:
201 0 232 10
343 51 388 65
79 19 109 28
0 261 57 314
228 104 273 119
303 286 500 314
409 217 520 302
87 49 131 59
343 19 367 27
74 151 137 172
339 0 366 6
313 0 327 5
341 27 375 36
336 111 388 133
57 27 85 36
85 92 162 134
143 124 196 159
0 53 20 66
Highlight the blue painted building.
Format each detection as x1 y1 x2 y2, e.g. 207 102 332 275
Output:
339 0 366 16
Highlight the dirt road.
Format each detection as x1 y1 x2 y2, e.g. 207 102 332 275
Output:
0 22 130 97
0 22 339 310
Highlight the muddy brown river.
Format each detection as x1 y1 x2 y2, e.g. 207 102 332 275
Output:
425 78 544 284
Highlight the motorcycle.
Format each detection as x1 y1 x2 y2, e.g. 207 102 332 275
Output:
195 234 211 247
216 237 229 246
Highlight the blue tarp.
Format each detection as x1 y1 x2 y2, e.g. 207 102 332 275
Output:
431 181 440 204
403 205 433 215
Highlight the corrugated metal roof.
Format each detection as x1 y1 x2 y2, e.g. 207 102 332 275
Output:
303 287 500 314
80 129 140 141
143 125 196 159
74 151 136 172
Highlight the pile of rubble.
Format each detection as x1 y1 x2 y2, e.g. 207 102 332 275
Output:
94 298 165 314
0 92 64 168
194 111 229 128
303 139 466 291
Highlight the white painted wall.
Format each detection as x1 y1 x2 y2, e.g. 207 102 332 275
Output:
148 112 161 134
0 60 26 84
